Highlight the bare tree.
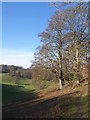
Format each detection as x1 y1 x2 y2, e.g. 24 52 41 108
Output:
36 11 67 89
31 2 89 90
62 3 89 83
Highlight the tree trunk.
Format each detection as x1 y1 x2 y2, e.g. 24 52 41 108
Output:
60 70 65 85
59 53 65 86
56 47 65 90
76 48 80 83
59 78 62 90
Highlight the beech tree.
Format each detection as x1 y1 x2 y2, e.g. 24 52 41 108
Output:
31 2 89 89
51 2 89 82
34 11 68 89
62 3 89 83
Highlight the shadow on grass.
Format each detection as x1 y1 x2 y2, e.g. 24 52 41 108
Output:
2 84 37 106
2 88 88 118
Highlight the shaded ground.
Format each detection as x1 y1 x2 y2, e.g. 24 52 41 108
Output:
2 80 88 118
2 84 36 105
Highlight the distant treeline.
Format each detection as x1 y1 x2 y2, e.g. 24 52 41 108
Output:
0 64 32 79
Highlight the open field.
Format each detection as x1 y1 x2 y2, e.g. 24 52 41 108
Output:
0 73 35 105
1 73 89 118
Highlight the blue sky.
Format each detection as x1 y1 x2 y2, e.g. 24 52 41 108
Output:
1 2 56 68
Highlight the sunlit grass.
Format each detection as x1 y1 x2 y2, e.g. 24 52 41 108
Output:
2 73 88 118
1 73 36 105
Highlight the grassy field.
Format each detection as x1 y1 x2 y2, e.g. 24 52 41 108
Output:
1 73 89 118
0 73 36 105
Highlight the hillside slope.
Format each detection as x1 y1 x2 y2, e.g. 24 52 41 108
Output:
2 80 88 118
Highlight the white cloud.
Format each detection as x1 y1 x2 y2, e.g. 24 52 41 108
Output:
0 48 34 68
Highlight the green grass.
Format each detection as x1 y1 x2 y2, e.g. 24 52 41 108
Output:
0 73 32 85
62 95 88 118
2 84 36 105
1 73 89 118
80 96 88 117
0 73 15 85
1 73 36 105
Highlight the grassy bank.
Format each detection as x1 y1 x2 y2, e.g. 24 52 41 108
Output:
2 73 89 118
1 73 36 105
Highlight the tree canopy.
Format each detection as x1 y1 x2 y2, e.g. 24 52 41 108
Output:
31 2 89 89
